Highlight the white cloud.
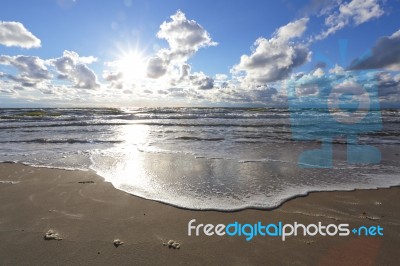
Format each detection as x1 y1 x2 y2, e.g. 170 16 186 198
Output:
157 10 217 62
77 55 97 65
332 80 366 95
0 55 50 80
102 71 123 90
102 71 122 82
296 84 319 96
215 74 228 81
275 17 309 42
299 0 341 17
232 18 311 84
329 64 345 74
316 0 384 40
340 0 383 25
312 67 325 77
146 10 217 82
51 50 100 89
0 55 51 89
0 51 101 95
0 21 41 48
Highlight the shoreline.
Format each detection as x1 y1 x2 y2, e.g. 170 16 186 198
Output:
0 162 399 265
119 184 400 214
3 160 400 213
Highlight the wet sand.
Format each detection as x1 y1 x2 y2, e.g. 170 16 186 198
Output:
0 162 399 265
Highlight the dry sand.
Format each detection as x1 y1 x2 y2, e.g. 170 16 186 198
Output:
0 162 399 265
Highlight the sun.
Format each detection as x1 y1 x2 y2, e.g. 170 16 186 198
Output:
116 51 146 82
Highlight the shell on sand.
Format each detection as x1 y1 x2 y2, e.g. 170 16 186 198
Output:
167 240 180 249
44 229 62 240
113 239 124 247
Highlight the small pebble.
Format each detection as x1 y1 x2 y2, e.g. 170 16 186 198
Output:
78 181 95 184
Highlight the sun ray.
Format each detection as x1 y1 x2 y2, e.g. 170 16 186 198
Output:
116 50 146 82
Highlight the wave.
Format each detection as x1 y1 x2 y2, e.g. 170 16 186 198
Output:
0 138 122 144
174 136 225 141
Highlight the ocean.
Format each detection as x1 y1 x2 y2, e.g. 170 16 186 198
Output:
0 107 399 210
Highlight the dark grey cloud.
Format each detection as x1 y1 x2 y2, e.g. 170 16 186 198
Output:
189 72 214 90
143 89 153 94
123 89 133 94
251 87 278 101
217 85 279 104
157 89 168 95
146 56 168 78
349 29 400 71
13 85 24 91
377 73 400 97
0 88 15 94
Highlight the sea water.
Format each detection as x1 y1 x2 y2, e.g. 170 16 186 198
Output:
0 108 399 210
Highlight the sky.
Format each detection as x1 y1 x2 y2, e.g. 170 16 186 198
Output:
0 0 399 107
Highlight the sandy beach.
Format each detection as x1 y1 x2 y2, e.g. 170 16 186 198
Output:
1 0 399 265
0 162 398 265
